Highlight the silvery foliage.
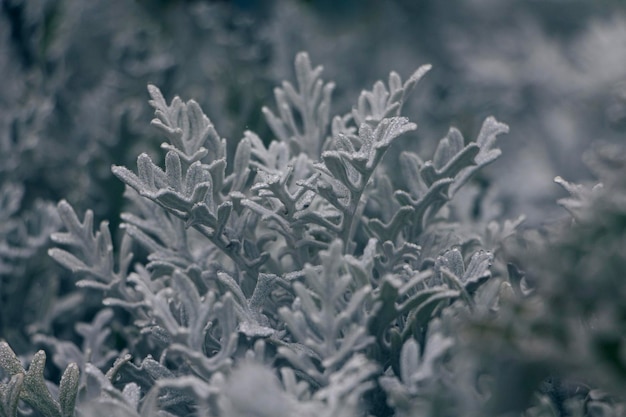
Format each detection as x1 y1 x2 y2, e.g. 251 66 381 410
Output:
0 0 277 354
2 53 514 416
0 115 61 351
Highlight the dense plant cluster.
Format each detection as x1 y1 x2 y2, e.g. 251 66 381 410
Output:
1 49 624 416
2 1 626 416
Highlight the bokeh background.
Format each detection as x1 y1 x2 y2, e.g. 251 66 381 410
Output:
2 0 626 350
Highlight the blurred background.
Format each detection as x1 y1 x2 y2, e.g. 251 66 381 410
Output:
1 0 626 349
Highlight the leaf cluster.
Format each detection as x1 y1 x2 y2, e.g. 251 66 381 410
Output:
4 53 522 416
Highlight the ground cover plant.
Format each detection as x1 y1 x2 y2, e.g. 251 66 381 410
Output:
1 47 626 417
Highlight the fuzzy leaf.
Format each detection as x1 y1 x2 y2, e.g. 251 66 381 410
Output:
22 351 62 417
0 342 27 376
1 374 23 417
450 116 508 195
59 363 80 417
49 200 120 285
148 84 221 163
399 338 420 385
463 250 493 294
262 52 335 158
352 64 431 125
366 206 415 245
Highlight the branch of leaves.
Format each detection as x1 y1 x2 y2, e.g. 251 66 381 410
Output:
147 85 223 165
113 151 225 231
48 200 134 293
112 149 266 276
103 269 235 381
109 352 226 416
77 371 149 417
107 267 281 382
0 342 79 417
554 176 602 222
0 183 60 273
262 52 335 159
293 117 417 247
32 309 120 379
243 117 417 263
78 357 182 417
118 187 198 280
276 241 375 387
147 83 257 201
368 248 493 356
244 165 315 265
245 133 314 230
243 132 316 249
349 64 431 128
367 117 508 243
379 329 454 415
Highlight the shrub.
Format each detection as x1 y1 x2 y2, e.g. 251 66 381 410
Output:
1 51 624 417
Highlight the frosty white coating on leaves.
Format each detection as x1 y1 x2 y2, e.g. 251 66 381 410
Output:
5 45 623 417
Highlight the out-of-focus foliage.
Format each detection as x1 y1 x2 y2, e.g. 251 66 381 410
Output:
0 0 276 217
455 142 626 416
